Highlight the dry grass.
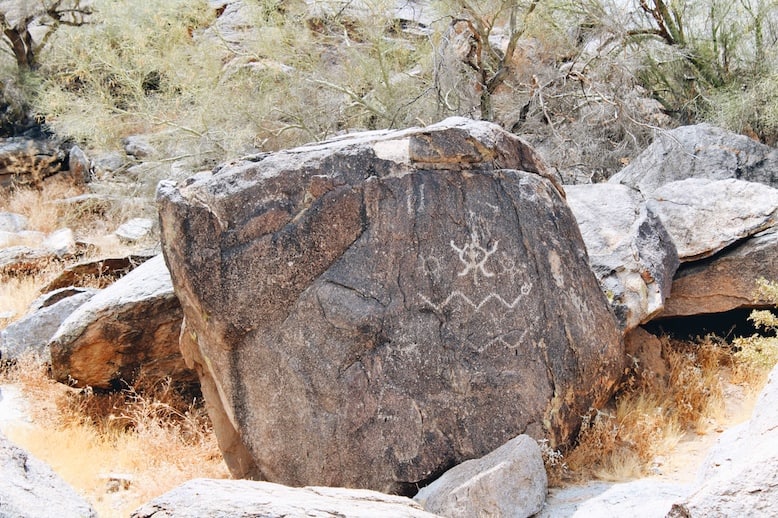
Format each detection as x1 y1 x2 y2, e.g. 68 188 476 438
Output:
0 354 228 517
545 333 777 486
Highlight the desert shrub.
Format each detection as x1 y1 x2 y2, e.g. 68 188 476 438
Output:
562 336 730 483
730 279 778 385
0 353 226 517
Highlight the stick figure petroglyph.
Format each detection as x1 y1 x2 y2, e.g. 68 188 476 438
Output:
450 231 498 285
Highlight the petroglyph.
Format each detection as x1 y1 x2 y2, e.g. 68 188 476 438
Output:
450 231 499 285
419 283 533 313
497 252 523 283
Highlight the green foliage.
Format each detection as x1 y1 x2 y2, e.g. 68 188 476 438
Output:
622 0 778 136
731 279 778 383
33 0 439 179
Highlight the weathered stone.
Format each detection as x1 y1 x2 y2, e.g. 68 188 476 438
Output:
123 134 157 159
92 151 126 174
647 178 778 261
114 218 155 243
662 228 778 317
0 246 55 275
624 327 669 388
0 431 97 518
0 287 97 362
610 123 778 193
42 227 76 258
131 478 440 518
43 254 155 292
414 434 546 518
0 137 64 188
49 254 195 391
158 117 623 493
0 211 27 232
566 183 679 331
537 479 690 518
669 362 778 517
68 144 91 183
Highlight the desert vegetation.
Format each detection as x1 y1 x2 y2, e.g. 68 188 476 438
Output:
0 1 775 186
3 0 778 516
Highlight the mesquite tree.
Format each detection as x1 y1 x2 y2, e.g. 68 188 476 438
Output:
0 0 92 72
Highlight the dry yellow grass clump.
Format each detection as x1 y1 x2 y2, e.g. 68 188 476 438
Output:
0 355 228 517
546 331 778 486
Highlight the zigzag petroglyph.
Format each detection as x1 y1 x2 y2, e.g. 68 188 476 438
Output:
419 283 533 312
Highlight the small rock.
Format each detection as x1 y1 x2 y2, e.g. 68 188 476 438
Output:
114 218 154 244
68 145 92 183
42 228 76 258
92 152 126 174
414 434 547 518
0 212 27 233
123 135 157 159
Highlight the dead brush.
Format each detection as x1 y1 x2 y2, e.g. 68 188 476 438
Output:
59 373 214 450
560 336 733 483
2 354 227 516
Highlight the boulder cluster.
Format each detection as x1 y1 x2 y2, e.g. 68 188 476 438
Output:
2 120 778 516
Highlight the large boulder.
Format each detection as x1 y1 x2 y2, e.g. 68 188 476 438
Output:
609 123 778 193
0 287 97 362
565 184 678 332
662 228 778 317
669 362 778 517
413 434 547 518
49 254 195 391
131 478 439 518
158 117 624 493
0 431 97 518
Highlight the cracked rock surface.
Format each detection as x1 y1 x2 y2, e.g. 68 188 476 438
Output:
158 117 623 494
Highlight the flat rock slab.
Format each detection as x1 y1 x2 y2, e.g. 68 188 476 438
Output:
158 117 623 493
566 184 678 331
131 478 440 518
662 228 778 317
537 479 690 518
647 178 778 261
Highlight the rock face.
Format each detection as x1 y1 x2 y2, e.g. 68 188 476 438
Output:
158 117 623 493
662 228 778 317
413 434 546 518
49 255 195 391
0 431 97 518
609 123 778 193
566 184 678 331
131 478 440 518
647 178 778 261
0 287 97 362
609 124 778 317
670 362 778 517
